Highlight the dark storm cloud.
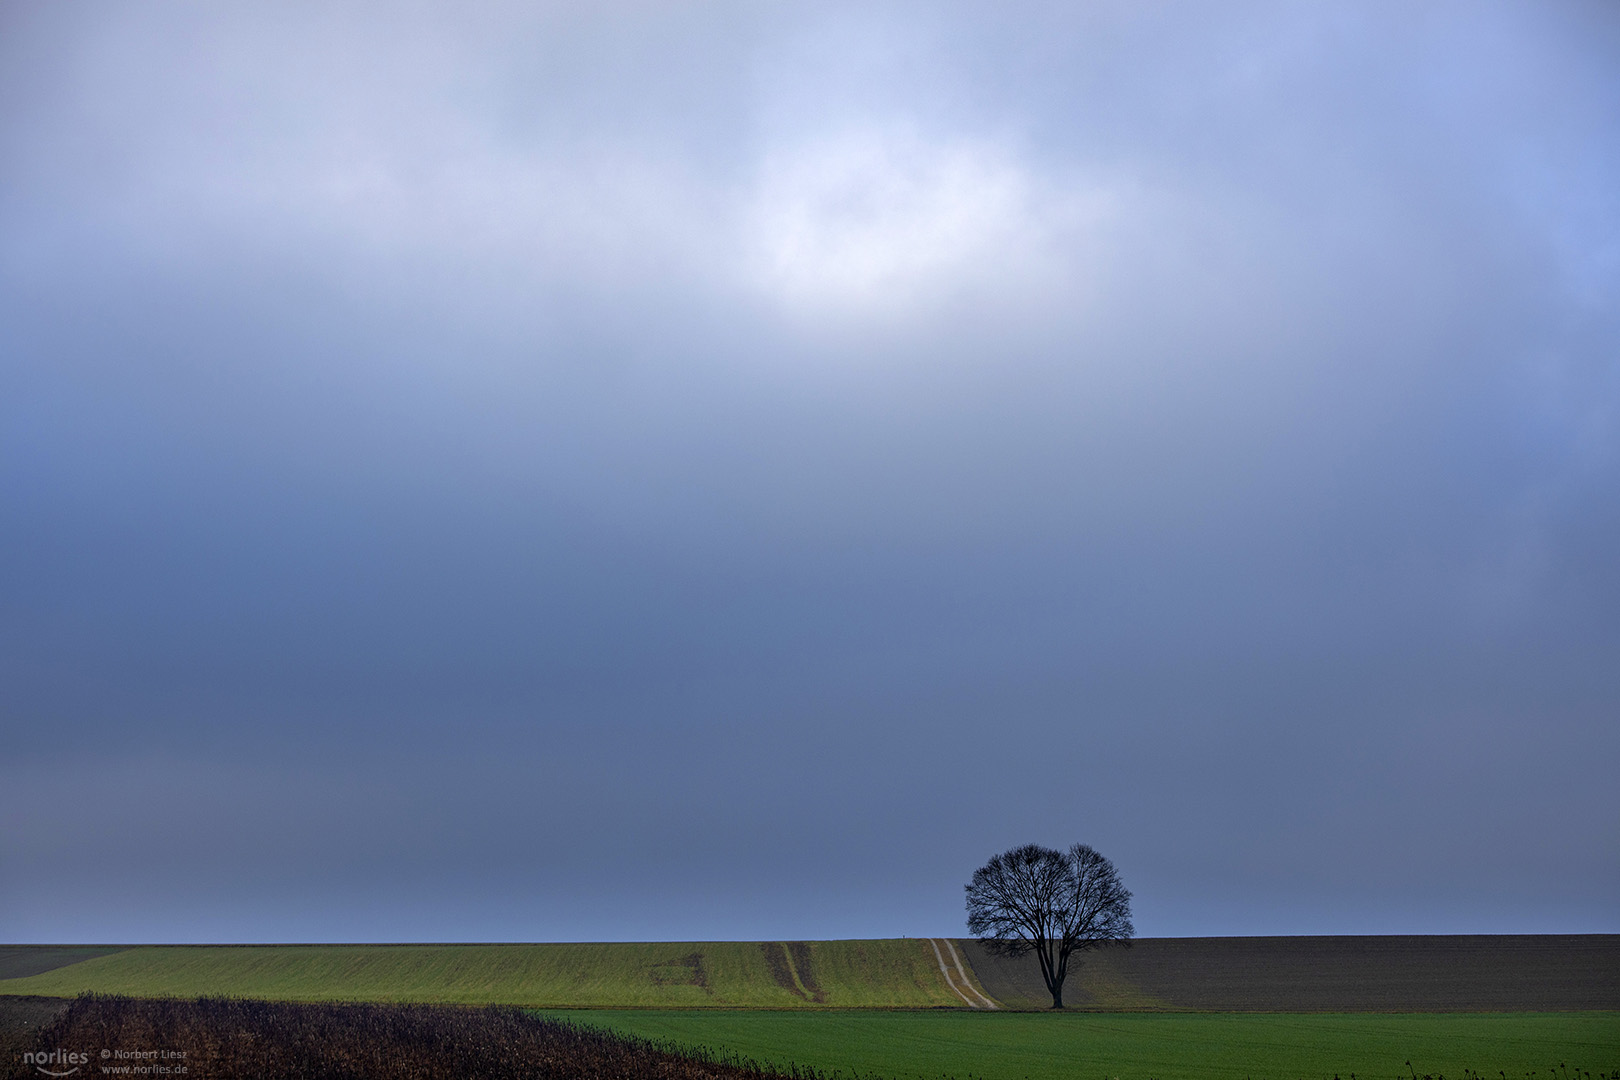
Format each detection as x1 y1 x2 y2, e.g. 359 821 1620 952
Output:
2 1 1616 942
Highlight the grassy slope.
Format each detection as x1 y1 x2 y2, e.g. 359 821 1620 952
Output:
564 1009 1620 1080
0 940 973 1008
5 937 1614 1014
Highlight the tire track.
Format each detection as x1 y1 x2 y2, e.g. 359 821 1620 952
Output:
942 938 997 1009
927 938 996 1009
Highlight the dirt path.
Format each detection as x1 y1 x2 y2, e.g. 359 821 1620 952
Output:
927 938 996 1009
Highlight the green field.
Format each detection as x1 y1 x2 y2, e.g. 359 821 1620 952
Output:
0 940 971 1008
3 939 1616 1079
555 1009 1620 1080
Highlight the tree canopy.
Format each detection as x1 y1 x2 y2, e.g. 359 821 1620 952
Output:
965 842 1133 1008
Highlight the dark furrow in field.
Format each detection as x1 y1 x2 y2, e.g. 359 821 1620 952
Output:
787 943 826 1004
758 943 804 1000
956 934 1620 1011
650 952 712 993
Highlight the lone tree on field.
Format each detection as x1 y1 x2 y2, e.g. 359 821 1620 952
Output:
965 843 1133 1009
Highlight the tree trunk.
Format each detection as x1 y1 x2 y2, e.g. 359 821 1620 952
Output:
1048 945 1071 1009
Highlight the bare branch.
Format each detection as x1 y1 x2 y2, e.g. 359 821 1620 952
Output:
964 841 1133 1008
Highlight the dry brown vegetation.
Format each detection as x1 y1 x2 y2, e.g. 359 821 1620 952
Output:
1 995 835 1080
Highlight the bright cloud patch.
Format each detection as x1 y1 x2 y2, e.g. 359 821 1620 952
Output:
745 127 1085 320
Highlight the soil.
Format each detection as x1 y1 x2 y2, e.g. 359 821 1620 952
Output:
0 996 69 1070
0 948 127 980
956 934 1620 1011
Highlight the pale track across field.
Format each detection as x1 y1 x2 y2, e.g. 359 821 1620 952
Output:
927 938 996 1009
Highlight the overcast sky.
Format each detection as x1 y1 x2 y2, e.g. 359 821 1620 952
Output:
2 1 1617 944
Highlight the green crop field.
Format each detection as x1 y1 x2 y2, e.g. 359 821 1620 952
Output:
0 940 973 1008
3 939 1616 1080
555 1009 1620 1080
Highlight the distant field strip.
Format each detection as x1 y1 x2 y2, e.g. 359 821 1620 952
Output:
928 938 995 1009
0 947 128 980
958 934 1620 1012
2 936 1614 1011
0 940 966 1008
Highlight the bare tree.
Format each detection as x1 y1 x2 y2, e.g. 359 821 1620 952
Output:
964 843 1133 1009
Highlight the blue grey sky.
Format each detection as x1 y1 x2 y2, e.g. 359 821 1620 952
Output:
2 1 1617 944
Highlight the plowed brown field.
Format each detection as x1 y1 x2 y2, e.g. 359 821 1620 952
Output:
958 933 1620 1010
0 948 126 980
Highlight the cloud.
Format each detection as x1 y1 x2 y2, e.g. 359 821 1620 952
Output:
742 124 1104 325
1 0 1616 942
